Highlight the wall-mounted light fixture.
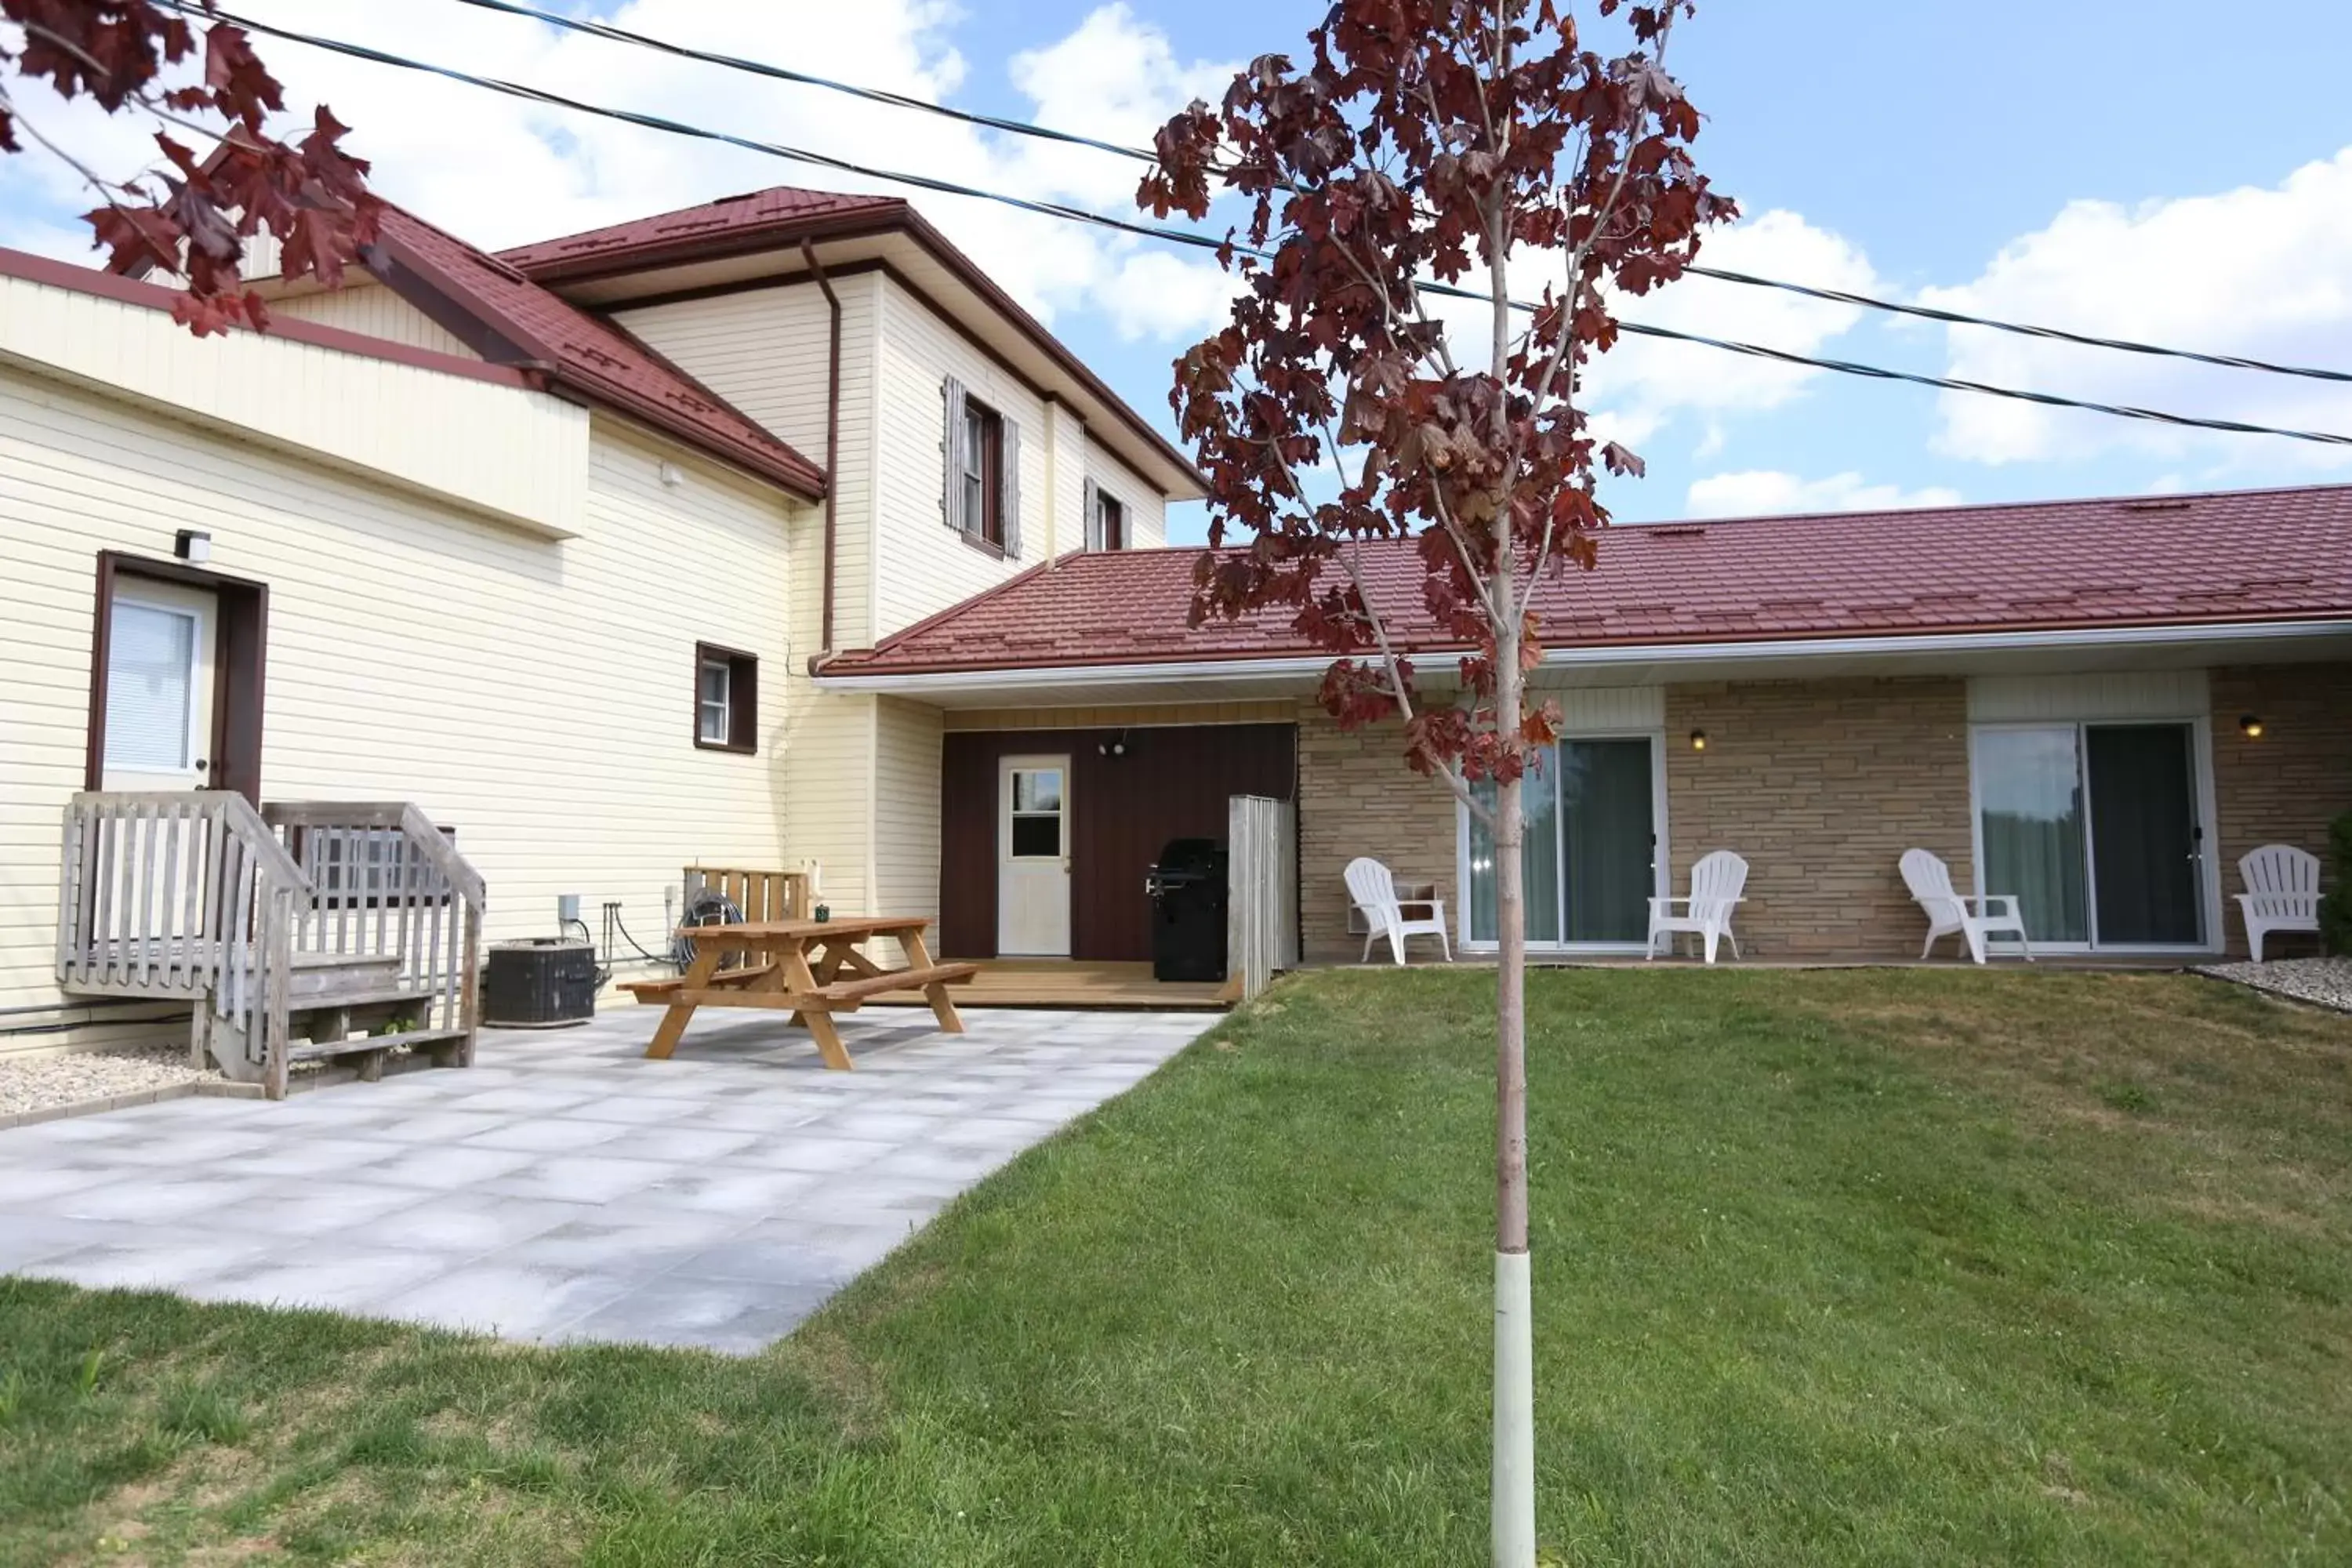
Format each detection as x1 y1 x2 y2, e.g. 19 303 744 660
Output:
173 528 212 564
2240 714 2265 739
1690 728 1708 752
1096 728 1131 758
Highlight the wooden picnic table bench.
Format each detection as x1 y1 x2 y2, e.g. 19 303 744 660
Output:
638 916 976 1070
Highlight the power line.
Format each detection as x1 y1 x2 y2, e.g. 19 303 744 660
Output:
440 0 1155 165
440 0 2352 390
1679 264 2352 387
196 4 2352 448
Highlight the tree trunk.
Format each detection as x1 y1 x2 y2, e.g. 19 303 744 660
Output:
1492 644 1537 1567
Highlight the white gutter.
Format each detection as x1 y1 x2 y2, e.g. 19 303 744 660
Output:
811 617 2352 695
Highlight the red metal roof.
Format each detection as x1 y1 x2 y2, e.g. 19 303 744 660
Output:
822 484 2352 677
498 187 902 276
372 206 826 499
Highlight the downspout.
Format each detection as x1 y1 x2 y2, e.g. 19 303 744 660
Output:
801 239 842 656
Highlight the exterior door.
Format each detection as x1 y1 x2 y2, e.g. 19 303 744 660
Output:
2086 723 2204 946
101 579 216 793
1973 720 2209 949
998 756 1071 956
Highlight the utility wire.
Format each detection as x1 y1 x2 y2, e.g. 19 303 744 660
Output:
439 0 2352 389
198 4 2352 448
441 0 1156 165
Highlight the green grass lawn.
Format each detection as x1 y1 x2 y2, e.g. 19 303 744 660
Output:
5 969 2351 1566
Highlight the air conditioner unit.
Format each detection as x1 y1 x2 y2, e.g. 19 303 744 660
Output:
483 938 597 1028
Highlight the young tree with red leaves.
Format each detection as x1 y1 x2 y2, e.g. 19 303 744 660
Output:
1142 3 1731 1559
0 0 376 334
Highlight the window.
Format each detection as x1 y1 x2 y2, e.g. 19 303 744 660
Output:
943 376 1021 556
964 401 1004 547
694 643 758 753
1008 766 1064 858
1464 736 1661 947
1096 489 1126 551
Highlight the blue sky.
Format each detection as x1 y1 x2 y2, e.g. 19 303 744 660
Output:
5 1 2350 543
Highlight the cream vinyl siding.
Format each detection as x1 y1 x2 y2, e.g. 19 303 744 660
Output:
616 276 877 645
615 279 886 915
268 280 485 361
1082 436 1168 550
0 360 803 1056
871 697 946 963
0 270 584 537
872 274 1055 636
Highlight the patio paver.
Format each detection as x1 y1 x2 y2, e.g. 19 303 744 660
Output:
0 1004 1214 1354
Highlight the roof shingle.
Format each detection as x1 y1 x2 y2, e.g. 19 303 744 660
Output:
822 485 2352 677
373 205 826 499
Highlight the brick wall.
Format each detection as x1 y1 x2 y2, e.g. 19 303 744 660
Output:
1296 665 2345 967
1297 704 1458 962
1664 677 1973 962
2210 660 2352 956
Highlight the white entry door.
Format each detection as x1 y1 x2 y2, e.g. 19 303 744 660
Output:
998 755 1071 956
102 580 217 793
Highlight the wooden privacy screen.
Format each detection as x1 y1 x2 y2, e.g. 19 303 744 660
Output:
683 866 813 924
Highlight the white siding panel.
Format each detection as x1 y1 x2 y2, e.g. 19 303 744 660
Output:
873 697 944 943
269 281 484 360
616 277 877 645
1969 670 2211 721
0 371 806 1055
0 273 585 536
872 276 1055 636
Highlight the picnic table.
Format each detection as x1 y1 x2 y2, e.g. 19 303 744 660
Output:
624 916 977 1070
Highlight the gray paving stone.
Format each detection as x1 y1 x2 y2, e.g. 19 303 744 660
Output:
550 1272 836 1353
0 1002 1214 1348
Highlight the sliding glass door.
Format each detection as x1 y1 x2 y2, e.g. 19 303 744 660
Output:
1973 720 2208 949
1468 736 1659 947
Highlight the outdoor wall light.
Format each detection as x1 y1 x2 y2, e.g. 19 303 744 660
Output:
1690 728 1708 752
173 528 212 564
2240 714 2265 739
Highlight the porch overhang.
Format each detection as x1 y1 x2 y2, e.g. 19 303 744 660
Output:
811 617 2352 709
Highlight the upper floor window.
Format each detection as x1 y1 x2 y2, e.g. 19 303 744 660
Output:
964 401 1004 547
1083 477 1131 551
695 643 758 753
942 376 1022 557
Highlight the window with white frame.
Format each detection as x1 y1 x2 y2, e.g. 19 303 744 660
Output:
695 643 758 753
1461 735 1663 946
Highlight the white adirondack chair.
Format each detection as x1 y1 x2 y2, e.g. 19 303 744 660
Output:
1345 856 1452 965
1646 850 1748 964
2235 844 2321 963
1900 848 2033 964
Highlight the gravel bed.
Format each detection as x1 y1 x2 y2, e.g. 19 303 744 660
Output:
2197 955 2352 1014
0 1044 211 1120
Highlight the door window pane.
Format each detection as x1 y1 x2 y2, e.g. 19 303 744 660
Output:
1559 739 1656 943
1010 768 1063 858
1976 728 2089 943
1014 769 1062 813
106 601 196 770
1011 815 1062 857
2086 724 2202 945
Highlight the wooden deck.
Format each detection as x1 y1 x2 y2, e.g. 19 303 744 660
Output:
861 960 1229 1011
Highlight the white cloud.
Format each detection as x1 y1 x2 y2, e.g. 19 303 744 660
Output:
0 1 1239 339
1584 209 1878 435
1402 208 1878 464
1684 469 1962 518
1923 148 2352 470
